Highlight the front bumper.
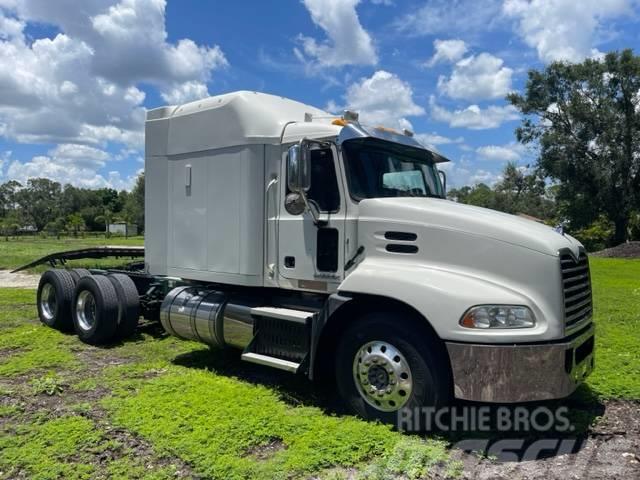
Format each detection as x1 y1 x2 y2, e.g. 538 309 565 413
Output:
445 324 595 403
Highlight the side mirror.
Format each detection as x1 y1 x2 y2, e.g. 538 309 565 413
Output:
438 170 447 197
287 143 311 193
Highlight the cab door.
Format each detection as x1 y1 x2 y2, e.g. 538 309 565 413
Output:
277 145 346 292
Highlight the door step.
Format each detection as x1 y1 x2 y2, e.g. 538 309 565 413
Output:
240 306 316 374
250 306 312 323
240 352 302 373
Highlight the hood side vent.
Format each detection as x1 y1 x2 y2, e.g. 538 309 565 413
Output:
386 244 418 254
384 231 417 241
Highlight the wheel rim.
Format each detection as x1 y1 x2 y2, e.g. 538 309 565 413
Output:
352 340 413 412
40 283 56 321
76 290 97 332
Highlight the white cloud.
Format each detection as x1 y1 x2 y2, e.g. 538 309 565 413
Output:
430 96 520 130
333 71 425 130
503 0 634 63
298 0 377 67
0 150 10 177
0 0 226 189
439 159 503 187
415 132 464 151
437 53 513 100
426 39 468 67
7 156 134 190
476 143 525 161
48 144 110 169
0 1 227 147
161 81 209 105
0 28 146 146
7 148 141 190
395 0 502 36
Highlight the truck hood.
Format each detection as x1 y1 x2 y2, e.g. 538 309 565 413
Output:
358 197 582 257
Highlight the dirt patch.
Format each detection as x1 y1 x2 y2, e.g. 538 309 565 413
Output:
244 437 287 460
0 270 39 288
592 241 640 258
448 400 640 479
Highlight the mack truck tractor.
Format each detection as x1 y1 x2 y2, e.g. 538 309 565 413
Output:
31 91 595 423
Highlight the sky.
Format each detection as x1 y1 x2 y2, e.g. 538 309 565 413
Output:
0 0 638 190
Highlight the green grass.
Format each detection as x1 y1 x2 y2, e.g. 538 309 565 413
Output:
0 324 78 377
0 257 638 479
586 258 640 399
102 366 451 480
0 235 144 271
0 416 104 480
0 287 456 479
0 415 177 480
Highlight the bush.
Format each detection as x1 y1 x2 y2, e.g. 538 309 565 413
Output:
573 216 614 252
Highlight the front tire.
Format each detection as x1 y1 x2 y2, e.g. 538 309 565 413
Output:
335 312 451 425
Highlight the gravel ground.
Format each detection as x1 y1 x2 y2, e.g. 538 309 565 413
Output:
0 270 39 288
592 241 640 258
448 400 640 479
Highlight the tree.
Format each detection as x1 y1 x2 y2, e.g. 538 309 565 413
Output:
0 213 20 241
448 183 497 209
67 213 85 237
46 217 67 239
15 178 62 232
0 180 22 217
494 163 556 220
95 209 115 238
508 49 640 244
124 173 144 232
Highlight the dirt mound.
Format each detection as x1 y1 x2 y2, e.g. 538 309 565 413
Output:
592 241 640 258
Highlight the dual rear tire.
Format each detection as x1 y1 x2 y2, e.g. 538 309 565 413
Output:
37 269 139 345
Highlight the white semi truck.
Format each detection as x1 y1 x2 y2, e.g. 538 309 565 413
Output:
33 91 595 423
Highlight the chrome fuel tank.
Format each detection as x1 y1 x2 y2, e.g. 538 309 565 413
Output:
159 286 258 349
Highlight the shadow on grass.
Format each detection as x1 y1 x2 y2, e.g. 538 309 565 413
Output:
89 319 607 462
430 385 606 461
170 343 606 462
171 346 340 411
171 344 607 459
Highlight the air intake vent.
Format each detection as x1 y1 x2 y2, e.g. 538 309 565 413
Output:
560 251 592 331
386 244 418 254
384 231 417 241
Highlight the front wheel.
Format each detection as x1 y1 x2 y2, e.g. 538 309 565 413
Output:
335 312 451 425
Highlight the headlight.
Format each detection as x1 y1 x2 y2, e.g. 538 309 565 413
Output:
460 305 536 329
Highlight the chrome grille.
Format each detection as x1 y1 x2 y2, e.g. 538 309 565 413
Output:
560 251 593 331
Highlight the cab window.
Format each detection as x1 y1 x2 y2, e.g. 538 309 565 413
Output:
287 148 340 213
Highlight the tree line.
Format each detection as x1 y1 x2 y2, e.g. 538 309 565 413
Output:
451 49 640 251
0 174 144 239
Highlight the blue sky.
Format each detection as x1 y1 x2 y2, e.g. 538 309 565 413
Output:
0 0 638 189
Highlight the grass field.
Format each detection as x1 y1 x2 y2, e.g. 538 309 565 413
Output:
0 236 144 272
0 257 638 479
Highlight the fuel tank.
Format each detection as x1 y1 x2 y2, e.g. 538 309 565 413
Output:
159 286 258 349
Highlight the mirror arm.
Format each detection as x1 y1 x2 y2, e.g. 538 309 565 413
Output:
299 190 327 227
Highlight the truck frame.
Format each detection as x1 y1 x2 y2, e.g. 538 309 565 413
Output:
29 91 595 424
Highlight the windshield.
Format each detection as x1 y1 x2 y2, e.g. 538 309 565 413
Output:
342 138 444 200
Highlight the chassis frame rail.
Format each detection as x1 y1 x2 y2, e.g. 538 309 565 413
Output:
11 246 145 273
